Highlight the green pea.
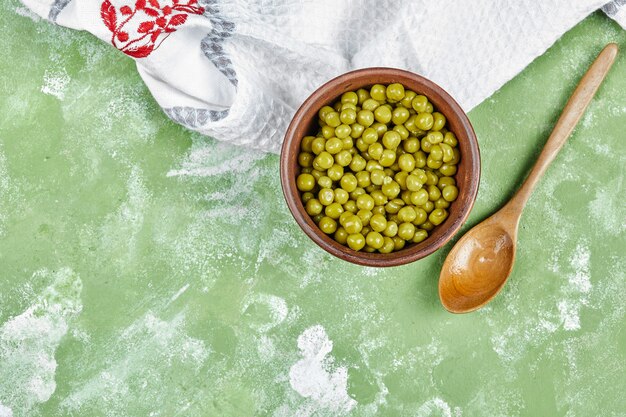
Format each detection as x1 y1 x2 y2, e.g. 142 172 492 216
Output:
356 171 371 188
341 91 358 105
401 90 417 108
301 136 315 152
356 88 370 104
372 122 388 137
361 127 378 145
386 83 405 101
420 138 433 154
443 132 458 147
411 95 429 113
350 123 364 139
300 166 313 174
366 160 383 172
356 194 375 211
415 112 434 130
379 236 395 253
392 236 406 251
310 169 324 181
428 208 448 226
427 185 441 201
370 84 387 101
400 190 412 205
325 137 343 154
334 227 348 245
382 178 401 198
338 107 356 125
370 190 388 206
435 198 450 209
372 205 386 216
318 175 333 189
311 137 326 155
393 125 410 140
392 106 410 125
429 145 443 161
343 214 363 234
425 171 439 185
406 174 423 191
356 209 372 226
410 189 429 206
426 131 443 144
343 200 357 213
440 143 454 163
296 173 316 191
321 125 335 139
366 231 385 249
385 198 404 214
319 216 337 234
318 105 335 120
340 173 357 192
412 208 428 225
298 152 313 167
439 164 457 177
383 221 398 237
349 154 366 172
341 103 357 112
414 150 427 168
382 131 402 150
318 188 335 206
325 111 341 127
403 137 420 154
379 149 396 167
394 171 408 190
398 206 417 223
412 229 429 243
305 198 323 215
374 106 392 124
327 164 344 181
423 200 435 213
431 112 446 131
334 124 352 140
368 142 383 160
347 233 366 251
301 192 314 203
425 102 433 113
335 150 353 167
398 222 416 240
398 154 416 172
437 176 455 190
333 102 342 111
369 169 385 186
366 213 386 232
362 98 380 111
334 188 349 205
420 220 434 231
442 185 459 202
357 110 375 127
356 137 369 152
325 202 344 219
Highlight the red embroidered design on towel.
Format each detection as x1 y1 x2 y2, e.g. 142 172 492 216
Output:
101 0 204 58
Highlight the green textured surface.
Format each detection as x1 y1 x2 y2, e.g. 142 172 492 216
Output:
1 4 625 416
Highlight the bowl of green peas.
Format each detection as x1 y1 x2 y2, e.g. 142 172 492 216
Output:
280 68 480 267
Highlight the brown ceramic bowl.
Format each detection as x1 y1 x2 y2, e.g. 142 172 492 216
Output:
280 68 480 267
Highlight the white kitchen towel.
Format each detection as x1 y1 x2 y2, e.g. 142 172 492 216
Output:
21 0 626 153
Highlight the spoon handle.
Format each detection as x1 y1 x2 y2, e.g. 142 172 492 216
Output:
504 43 619 216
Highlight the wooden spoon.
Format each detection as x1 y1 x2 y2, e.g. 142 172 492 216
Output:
438 43 619 313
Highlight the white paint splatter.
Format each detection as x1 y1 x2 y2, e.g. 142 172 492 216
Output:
588 179 626 236
242 293 288 333
0 268 82 416
416 397 461 417
41 68 70 100
558 300 581 331
61 311 209 414
568 243 591 294
0 404 13 417
288 325 356 416
167 141 265 177
167 283 190 305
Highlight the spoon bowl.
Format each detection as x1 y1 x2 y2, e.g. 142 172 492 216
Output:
438 43 618 313
439 218 516 313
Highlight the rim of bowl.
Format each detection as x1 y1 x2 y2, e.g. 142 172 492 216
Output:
280 67 480 267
